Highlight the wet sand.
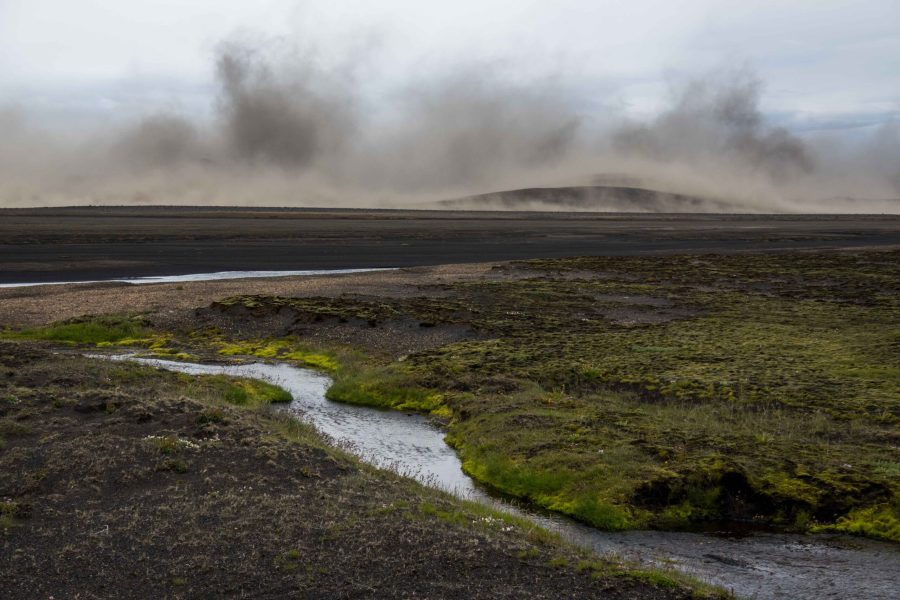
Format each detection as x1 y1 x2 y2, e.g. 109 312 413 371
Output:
2 207 898 284
0 263 494 328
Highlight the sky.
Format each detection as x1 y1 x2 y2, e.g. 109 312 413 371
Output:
0 1 898 211
1 0 897 131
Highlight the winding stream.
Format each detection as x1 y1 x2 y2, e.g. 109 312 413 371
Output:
108 356 899 600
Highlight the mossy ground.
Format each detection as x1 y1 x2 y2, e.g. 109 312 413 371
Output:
1 315 146 345
5 250 898 543
188 251 900 540
0 342 719 599
205 336 447 415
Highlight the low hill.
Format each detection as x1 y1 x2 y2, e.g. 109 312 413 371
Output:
442 186 735 212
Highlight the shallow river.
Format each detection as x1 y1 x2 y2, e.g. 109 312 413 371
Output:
112 357 899 600
0 268 390 288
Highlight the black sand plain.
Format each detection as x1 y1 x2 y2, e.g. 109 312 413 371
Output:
1 206 899 283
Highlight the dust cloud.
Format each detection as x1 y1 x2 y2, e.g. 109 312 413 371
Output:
0 38 897 213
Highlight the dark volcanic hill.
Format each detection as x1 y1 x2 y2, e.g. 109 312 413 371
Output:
442 185 735 212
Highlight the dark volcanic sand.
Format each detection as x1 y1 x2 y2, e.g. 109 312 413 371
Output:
1 206 899 284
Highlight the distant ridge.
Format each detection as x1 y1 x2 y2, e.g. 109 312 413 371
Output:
442 186 736 213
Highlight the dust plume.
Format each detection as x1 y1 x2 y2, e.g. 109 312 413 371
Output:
0 36 897 213
215 41 358 169
613 69 813 182
346 69 581 192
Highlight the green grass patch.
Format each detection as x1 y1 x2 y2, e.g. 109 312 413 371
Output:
456 443 641 530
3 316 145 345
175 371 292 409
326 363 444 414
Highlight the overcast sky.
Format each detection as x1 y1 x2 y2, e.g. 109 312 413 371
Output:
1 0 898 133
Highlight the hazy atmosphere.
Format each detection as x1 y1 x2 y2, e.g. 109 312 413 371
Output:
1 0 898 212
3 4 900 599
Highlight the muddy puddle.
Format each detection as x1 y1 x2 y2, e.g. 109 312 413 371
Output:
105 356 899 600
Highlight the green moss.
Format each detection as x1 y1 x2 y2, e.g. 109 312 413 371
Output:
113 250 899 540
219 339 287 358
326 378 440 412
369 253 898 535
416 497 558 544
552 496 635 531
812 502 900 542
281 350 338 372
759 472 821 507
221 379 291 407
216 338 340 372
326 363 445 414
453 442 641 530
2 316 145 345
177 373 292 409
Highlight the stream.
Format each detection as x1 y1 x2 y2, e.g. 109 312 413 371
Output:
106 356 899 600
0 268 391 288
